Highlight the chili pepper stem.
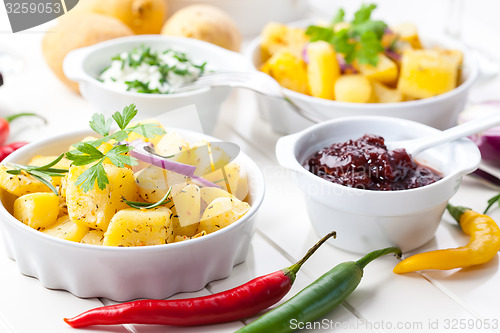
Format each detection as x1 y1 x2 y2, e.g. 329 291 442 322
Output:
5 112 47 124
356 246 402 270
446 203 470 223
282 231 336 284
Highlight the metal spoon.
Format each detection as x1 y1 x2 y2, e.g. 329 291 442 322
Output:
387 111 500 156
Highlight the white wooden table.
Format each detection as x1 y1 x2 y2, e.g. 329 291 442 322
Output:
1 1 500 332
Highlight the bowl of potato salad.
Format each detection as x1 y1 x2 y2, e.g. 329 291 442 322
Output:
246 4 478 134
0 106 264 301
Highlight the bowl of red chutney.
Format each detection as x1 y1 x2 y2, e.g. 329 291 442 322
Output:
275 116 481 253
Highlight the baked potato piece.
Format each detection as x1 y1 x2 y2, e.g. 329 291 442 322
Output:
103 207 172 246
14 192 60 229
42 215 89 242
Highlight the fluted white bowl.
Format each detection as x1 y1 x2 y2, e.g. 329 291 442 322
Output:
0 128 265 301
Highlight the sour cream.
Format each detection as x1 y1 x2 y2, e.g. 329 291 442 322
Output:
98 46 206 94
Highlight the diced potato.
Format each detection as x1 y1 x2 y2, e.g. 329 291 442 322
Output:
135 165 189 203
372 81 403 103
174 230 207 243
126 119 165 147
27 155 71 186
358 54 398 85
203 162 248 201
13 192 59 229
306 41 340 100
397 49 459 99
200 187 238 206
80 229 105 245
103 207 171 246
392 23 422 49
197 197 250 234
66 164 138 230
155 131 190 157
0 166 51 196
334 74 374 103
58 194 68 216
172 184 201 227
0 189 17 215
260 22 309 61
168 205 198 239
42 215 89 242
261 50 309 95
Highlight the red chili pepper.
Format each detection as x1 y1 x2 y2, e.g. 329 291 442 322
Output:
0 141 28 161
0 112 46 147
64 231 336 328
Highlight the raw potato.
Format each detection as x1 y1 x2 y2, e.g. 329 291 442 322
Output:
197 197 250 234
334 74 374 103
161 4 241 52
260 22 309 61
42 13 133 92
306 41 340 100
103 207 172 246
13 193 59 229
71 0 168 34
66 164 138 230
27 155 71 186
0 166 51 196
358 54 398 85
172 184 201 227
42 215 89 242
261 50 309 95
80 229 105 245
397 49 460 99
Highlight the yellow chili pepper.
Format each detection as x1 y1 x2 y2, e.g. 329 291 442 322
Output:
393 203 500 274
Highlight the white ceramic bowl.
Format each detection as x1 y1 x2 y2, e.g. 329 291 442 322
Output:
166 0 309 36
64 35 252 134
276 116 480 253
246 28 479 134
0 129 265 301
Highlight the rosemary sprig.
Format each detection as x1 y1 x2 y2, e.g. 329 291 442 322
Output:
123 187 172 209
6 153 68 195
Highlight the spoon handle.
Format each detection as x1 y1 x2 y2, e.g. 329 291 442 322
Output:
408 111 500 155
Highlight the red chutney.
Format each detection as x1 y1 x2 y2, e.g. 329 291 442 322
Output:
305 134 442 191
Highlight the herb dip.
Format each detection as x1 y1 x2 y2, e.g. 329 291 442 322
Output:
98 45 207 94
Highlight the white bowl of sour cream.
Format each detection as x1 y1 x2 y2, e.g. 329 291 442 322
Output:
64 35 251 133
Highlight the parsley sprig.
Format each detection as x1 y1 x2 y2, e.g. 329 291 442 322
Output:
305 3 387 66
6 104 166 195
65 104 165 192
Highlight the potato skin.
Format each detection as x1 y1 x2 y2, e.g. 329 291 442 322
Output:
161 4 241 52
42 13 134 93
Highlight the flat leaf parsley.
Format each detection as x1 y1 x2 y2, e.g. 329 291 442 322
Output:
6 104 166 194
306 3 387 66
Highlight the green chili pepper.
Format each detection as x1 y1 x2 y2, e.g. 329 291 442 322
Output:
236 246 401 333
